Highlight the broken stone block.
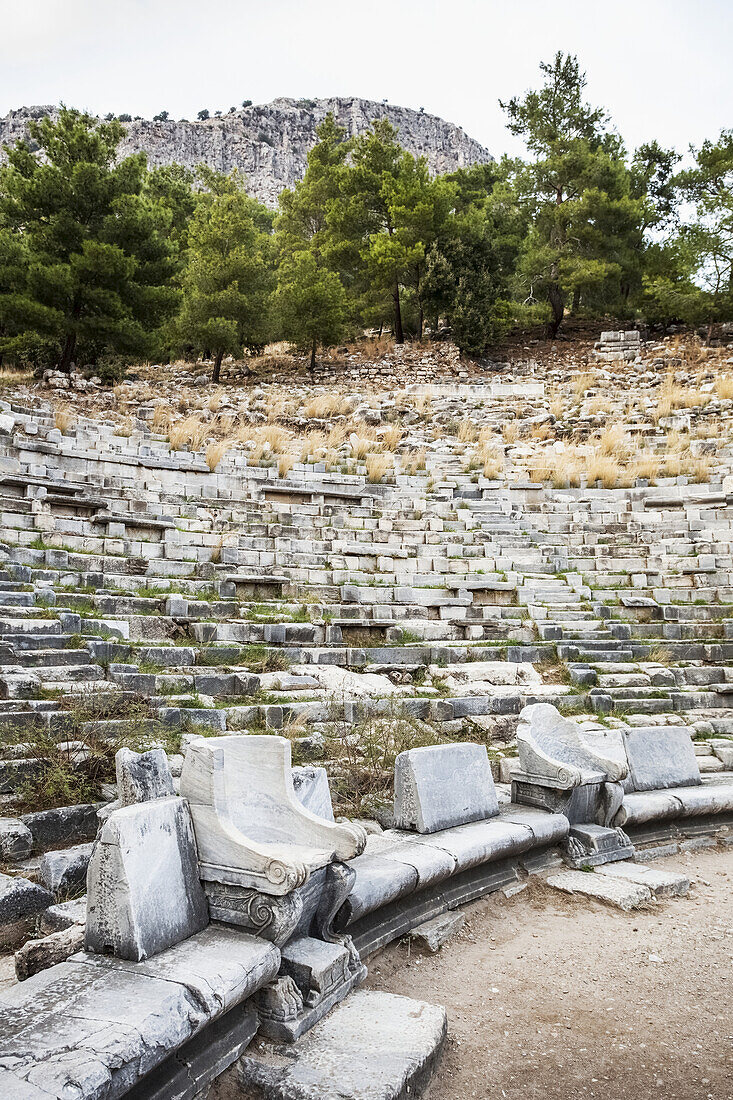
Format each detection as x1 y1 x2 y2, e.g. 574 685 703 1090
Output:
227 990 447 1100
0 873 53 939
394 742 498 834
547 870 652 911
15 923 85 980
38 896 87 934
38 842 93 895
409 910 465 953
595 862 689 897
0 817 34 861
622 726 701 791
115 746 175 805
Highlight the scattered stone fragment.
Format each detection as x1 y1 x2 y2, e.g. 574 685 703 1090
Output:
38 842 93 895
547 870 652 911
409 911 465 953
595 862 690 897
0 817 33 861
14 923 85 980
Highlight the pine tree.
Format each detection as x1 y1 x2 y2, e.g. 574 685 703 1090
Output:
177 169 275 382
0 108 177 371
501 53 645 335
274 250 346 369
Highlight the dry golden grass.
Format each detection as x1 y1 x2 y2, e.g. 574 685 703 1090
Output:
457 420 477 443
350 434 373 460
151 405 171 433
549 394 564 419
585 454 622 488
365 452 392 483
629 454 661 482
573 371 595 399
688 455 713 483
502 421 520 444
327 423 349 450
0 366 33 387
303 393 350 418
597 423 629 458
653 376 712 421
586 396 611 415
403 448 427 475
361 333 393 358
278 453 296 478
481 449 505 480
257 425 290 454
530 424 553 441
715 375 733 400
113 418 133 438
54 406 75 434
169 415 208 451
207 390 223 413
205 440 230 471
381 425 403 451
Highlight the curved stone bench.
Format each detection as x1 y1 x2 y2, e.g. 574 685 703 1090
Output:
616 775 733 828
0 794 281 1099
0 926 279 1100
335 744 569 955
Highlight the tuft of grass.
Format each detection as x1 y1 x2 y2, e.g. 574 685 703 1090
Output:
278 453 296 478
205 439 230 471
365 452 392 483
54 406 75 434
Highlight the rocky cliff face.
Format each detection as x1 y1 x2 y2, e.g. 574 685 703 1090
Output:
0 98 493 207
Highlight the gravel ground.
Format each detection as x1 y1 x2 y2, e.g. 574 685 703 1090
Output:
365 846 733 1100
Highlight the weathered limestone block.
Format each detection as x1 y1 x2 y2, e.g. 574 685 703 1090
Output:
0 816 33 861
15 923 85 980
223 989 447 1100
394 743 499 834
85 796 208 961
38 842 93 894
115 746 175 805
622 726 701 791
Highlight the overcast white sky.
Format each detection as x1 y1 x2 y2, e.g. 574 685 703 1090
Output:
1 0 731 159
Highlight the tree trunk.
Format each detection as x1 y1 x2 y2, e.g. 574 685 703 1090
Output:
547 283 564 338
310 338 317 370
393 282 404 344
58 332 76 374
212 349 224 384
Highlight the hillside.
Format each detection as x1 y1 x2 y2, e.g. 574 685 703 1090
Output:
0 97 493 206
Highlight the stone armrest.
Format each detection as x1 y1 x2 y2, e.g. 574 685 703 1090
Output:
516 734 590 790
181 736 367 897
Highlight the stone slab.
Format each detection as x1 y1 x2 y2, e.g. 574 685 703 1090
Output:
394 742 498 834
85 796 208 962
595 862 690 897
547 870 652 910
222 990 447 1100
623 727 701 792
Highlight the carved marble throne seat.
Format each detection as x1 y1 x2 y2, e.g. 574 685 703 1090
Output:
180 735 369 1041
511 703 633 866
180 735 366 897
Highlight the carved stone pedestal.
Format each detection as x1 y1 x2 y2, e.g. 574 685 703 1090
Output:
564 823 634 868
257 934 366 1042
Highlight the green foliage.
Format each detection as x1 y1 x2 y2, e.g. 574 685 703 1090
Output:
502 53 647 334
274 249 347 366
0 108 178 372
176 168 275 381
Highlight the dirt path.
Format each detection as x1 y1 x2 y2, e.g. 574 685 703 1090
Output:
364 848 733 1100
